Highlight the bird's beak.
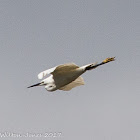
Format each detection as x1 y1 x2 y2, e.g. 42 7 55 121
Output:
27 82 43 88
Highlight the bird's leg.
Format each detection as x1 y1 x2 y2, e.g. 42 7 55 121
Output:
85 57 115 70
102 57 115 63
97 57 115 67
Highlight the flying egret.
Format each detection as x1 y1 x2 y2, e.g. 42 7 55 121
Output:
28 57 115 91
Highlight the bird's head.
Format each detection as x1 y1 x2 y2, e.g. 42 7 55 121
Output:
27 79 56 91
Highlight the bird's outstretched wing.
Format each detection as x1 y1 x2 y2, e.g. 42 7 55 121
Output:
38 63 79 80
52 63 79 76
59 76 84 91
38 67 56 79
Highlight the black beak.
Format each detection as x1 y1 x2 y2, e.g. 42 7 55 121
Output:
27 82 41 88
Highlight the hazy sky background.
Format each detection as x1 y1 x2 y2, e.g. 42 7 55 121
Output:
0 0 139 139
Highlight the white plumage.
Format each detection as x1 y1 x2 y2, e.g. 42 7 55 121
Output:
28 57 115 92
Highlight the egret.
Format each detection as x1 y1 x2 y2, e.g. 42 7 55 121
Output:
28 57 115 91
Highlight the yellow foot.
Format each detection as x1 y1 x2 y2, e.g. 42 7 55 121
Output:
103 57 115 63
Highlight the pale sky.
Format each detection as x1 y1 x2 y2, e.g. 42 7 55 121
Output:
0 0 139 140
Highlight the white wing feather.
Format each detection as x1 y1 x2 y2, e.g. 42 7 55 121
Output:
38 67 56 79
38 63 78 80
59 76 85 91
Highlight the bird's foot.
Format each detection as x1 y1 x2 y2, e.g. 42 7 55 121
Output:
103 57 115 63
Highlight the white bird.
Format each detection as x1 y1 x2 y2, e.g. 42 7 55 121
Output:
28 57 115 91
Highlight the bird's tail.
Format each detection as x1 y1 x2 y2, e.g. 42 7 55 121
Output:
85 57 115 70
